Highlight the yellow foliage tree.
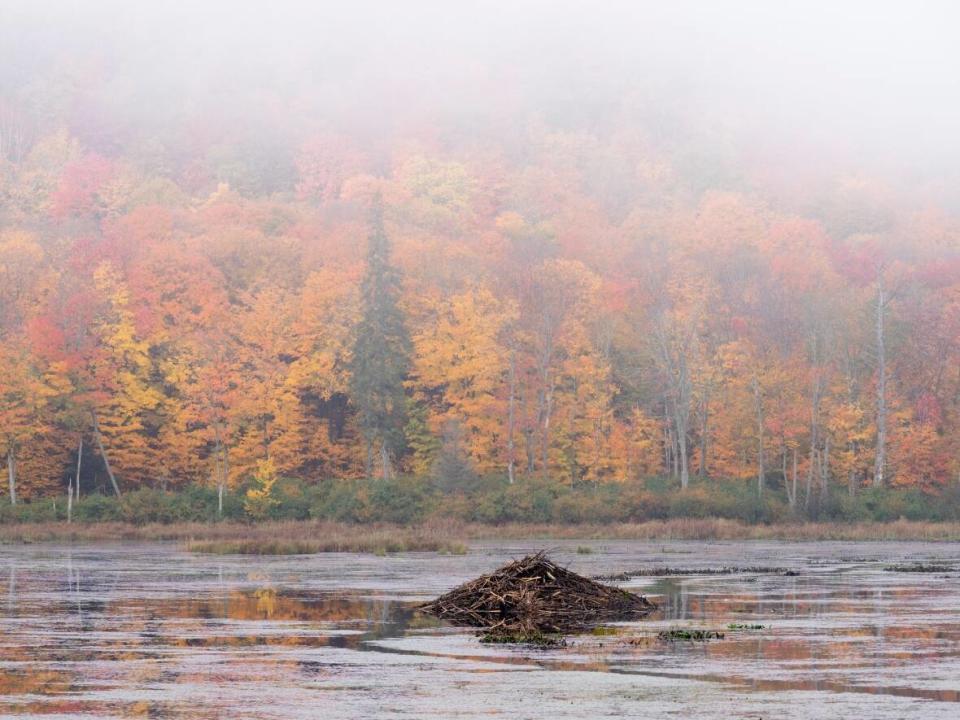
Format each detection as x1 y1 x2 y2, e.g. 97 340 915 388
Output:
244 457 279 520
410 284 517 474
90 262 165 489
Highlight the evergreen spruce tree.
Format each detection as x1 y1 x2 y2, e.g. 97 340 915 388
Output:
431 419 478 493
349 198 411 479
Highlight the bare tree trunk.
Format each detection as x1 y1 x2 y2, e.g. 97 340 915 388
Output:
805 374 822 510
820 434 831 501
380 441 392 481
67 478 73 524
663 403 671 475
781 444 788 501
75 437 83 502
874 271 887 487
0 107 34 164
753 377 764 497
790 447 798 509
699 388 710 478
365 439 373 479
6 448 16 506
506 350 516 484
674 356 691 489
523 428 535 473
91 412 121 498
521 391 535 474
540 386 553 479
214 433 226 518
669 425 678 478
221 442 229 515
654 319 692 490
676 417 689 489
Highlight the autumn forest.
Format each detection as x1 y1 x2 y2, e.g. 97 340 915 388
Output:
2 3 960 524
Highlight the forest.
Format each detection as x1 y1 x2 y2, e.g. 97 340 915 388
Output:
2 4 960 524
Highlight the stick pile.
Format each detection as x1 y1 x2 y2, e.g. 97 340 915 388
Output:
420 551 656 634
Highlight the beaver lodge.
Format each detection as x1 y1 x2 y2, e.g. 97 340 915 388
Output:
420 552 656 637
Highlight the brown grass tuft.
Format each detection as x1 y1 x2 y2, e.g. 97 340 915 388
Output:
1 517 960 549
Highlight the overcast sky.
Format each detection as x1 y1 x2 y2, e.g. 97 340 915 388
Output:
4 1 959 203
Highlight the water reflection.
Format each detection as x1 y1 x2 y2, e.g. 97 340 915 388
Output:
6 562 14 614
0 542 957 719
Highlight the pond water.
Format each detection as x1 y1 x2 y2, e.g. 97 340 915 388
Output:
0 540 958 718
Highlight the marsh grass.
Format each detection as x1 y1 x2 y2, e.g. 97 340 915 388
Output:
470 518 960 541
0 520 461 555
184 528 461 555
2 518 960 547
184 538 438 555
437 542 468 555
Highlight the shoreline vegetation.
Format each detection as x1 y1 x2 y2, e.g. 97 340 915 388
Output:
2 518 960 551
3 476 960 552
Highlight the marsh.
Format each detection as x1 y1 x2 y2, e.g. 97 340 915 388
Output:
1 540 958 718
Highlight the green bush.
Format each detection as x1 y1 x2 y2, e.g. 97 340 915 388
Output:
666 487 714 519
309 479 368 522
429 491 473 522
167 485 243 522
0 498 60 523
120 488 177 524
937 484 960 521
553 485 626 524
272 478 313 521
620 487 670 521
0 475 956 527
470 486 509 523
368 477 432 524
73 494 124 523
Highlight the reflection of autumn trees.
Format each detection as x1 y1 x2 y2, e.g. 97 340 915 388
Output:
2 557 960 710
585 577 960 705
134 590 410 627
0 669 73 696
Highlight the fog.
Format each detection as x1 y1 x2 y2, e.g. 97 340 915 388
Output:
4 1 960 532
4 1 960 204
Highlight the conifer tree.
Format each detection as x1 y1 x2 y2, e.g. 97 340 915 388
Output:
349 199 411 479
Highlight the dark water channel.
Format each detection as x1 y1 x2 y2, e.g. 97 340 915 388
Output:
1 540 958 718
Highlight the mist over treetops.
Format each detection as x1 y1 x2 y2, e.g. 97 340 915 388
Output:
2 1 960 506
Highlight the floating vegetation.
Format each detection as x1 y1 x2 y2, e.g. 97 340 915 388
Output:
188 540 328 555
658 628 725 641
883 563 955 573
576 545 595 554
727 623 766 630
420 552 656 635
590 626 619 636
479 631 566 647
438 542 468 555
595 566 787 581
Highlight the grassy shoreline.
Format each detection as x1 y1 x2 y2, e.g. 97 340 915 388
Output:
1 518 959 550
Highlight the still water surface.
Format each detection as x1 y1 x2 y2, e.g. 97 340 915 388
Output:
1 540 958 718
